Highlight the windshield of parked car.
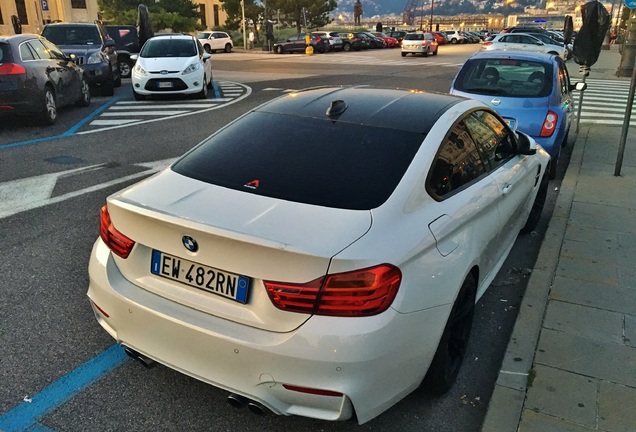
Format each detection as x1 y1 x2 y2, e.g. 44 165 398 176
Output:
454 58 554 98
42 26 101 45
141 38 198 58
172 112 425 210
197 32 211 39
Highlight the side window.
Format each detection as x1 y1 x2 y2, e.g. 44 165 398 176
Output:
28 39 52 60
464 111 517 171
428 120 487 198
20 42 36 61
41 40 66 60
558 62 570 95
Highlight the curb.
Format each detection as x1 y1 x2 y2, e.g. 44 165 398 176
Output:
480 127 588 432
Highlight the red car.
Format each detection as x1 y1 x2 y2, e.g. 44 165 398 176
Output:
432 31 447 45
373 32 400 48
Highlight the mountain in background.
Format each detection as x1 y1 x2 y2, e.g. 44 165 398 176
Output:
334 0 407 17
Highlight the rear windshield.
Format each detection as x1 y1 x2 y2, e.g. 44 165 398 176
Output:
42 26 101 45
453 58 554 98
404 33 425 40
172 112 424 210
0 43 12 63
141 38 197 57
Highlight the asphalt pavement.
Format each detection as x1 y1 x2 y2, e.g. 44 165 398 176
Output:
481 46 636 432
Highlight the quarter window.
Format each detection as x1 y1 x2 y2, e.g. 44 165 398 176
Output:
428 120 487 197
20 42 35 60
28 40 52 60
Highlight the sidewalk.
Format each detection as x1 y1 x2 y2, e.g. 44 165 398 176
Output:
481 47 636 431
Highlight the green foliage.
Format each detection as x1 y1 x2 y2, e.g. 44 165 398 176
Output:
97 0 201 31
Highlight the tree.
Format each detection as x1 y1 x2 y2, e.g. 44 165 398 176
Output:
266 0 337 33
97 0 201 32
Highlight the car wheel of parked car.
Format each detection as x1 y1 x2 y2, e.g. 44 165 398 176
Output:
549 148 560 179
275 45 284 54
204 45 213 54
433 48 438 56
424 274 476 395
101 70 115 96
75 76 91 107
343 42 351 52
451 38 458 44
206 74 214 89
119 57 133 79
114 68 122 88
132 89 145 101
423 48 429 57
224 43 232 53
401 52 406 57
197 79 208 99
40 87 57 125
521 166 549 234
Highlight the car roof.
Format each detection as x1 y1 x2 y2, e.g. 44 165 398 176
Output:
467 50 558 62
44 22 98 27
150 34 195 40
254 86 463 134
0 33 42 44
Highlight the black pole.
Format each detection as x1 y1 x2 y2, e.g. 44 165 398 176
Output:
615 53 636 176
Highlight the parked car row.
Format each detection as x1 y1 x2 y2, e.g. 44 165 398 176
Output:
273 31 402 54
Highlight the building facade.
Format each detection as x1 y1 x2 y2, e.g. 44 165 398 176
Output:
0 0 227 36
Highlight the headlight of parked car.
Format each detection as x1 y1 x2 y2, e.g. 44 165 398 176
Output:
86 51 105 64
134 64 148 76
182 62 200 75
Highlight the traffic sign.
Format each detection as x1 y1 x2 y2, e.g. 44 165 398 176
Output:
41 0 48 11
625 0 636 9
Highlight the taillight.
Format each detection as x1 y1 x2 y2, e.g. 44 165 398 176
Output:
282 384 343 397
264 264 401 317
540 111 558 137
482 42 493 46
0 63 26 76
100 205 135 259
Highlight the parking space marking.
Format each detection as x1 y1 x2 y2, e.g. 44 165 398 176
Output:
0 344 128 432
78 81 251 134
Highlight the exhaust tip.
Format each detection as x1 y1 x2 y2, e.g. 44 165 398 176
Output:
247 401 267 416
123 347 156 369
227 393 247 409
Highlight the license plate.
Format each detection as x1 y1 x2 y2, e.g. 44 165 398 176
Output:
158 81 173 88
151 250 250 303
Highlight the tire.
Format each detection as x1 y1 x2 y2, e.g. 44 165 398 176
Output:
451 38 458 44
521 166 549 234
549 148 560 179
343 42 351 52
401 52 406 57
133 89 145 101
101 70 115 97
423 274 476 395
204 45 212 54
113 63 122 88
433 48 438 56
206 74 213 89
276 45 284 54
423 48 429 57
119 57 133 79
224 43 232 53
40 87 57 125
197 77 208 99
75 76 91 107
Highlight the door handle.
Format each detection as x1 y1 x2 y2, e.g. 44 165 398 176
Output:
502 184 512 195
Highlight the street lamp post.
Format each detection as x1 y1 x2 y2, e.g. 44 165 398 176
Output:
430 0 434 32
241 0 246 49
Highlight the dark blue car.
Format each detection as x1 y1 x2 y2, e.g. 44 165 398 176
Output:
450 51 584 178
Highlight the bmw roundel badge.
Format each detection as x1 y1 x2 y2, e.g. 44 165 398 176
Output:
182 235 198 252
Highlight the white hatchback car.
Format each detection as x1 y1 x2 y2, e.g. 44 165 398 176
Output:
481 33 567 59
131 34 213 100
88 87 550 424
197 31 233 53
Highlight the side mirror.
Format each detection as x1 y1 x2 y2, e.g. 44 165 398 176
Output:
573 82 587 91
202 52 211 60
130 54 138 61
68 53 77 62
516 131 537 155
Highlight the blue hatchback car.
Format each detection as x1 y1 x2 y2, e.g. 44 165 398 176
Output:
450 51 582 178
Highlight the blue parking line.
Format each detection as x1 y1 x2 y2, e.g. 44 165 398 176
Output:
213 81 221 99
0 344 129 432
0 93 124 150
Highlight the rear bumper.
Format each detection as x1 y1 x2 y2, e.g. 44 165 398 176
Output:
87 239 449 424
